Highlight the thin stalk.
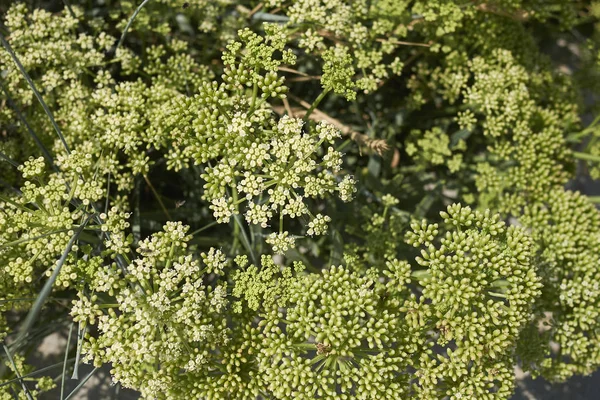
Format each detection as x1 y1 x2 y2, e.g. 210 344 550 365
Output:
0 33 71 153
573 151 600 162
71 322 86 380
0 84 53 166
189 220 218 236
249 82 258 114
216 103 231 122
0 298 37 305
114 0 152 54
104 172 111 215
0 229 71 251
233 214 257 265
0 194 32 213
0 150 19 168
303 89 330 122
0 359 75 389
132 177 141 245
61 0 77 19
567 115 600 142
2 345 34 400
13 215 93 349
143 174 172 220
64 367 98 400
0 178 22 195
60 323 75 400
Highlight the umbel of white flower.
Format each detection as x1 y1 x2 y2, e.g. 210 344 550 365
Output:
203 116 355 253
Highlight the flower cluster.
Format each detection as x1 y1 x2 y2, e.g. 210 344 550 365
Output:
258 265 407 399
72 223 230 398
519 190 600 381
2 1 600 400
201 113 354 252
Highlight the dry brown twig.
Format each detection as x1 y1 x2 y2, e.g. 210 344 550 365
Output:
278 66 309 76
236 3 264 17
248 3 264 17
277 67 321 82
282 94 390 156
475 3 530 21
282 97 293 117
376 38 431 48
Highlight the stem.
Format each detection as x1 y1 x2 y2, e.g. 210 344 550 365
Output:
249 82 258 114
189 221 218 236
0 229 71 251
114 0 151 54
216 103 231 123
0 80 55 168
0 359 75 389
64 367 98 400
60 323 75 400
0 33 70 153
0 194 32 213
2 345 34 400
411 269 431 281
13 216 93 350
233 214 258 266
0 150 20 168
279 206 284 234
65 177 78 208
572 151 600 162
143 174 172 220
567 115 600 142
304 89 330 122
165 242 176 271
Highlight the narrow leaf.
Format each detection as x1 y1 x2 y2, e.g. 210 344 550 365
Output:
13 215 93 348
0 359 75 389
115 0 152 53
0 80 55 167
0 33 71 153
1 344 34 400
60 323 75 400
64 367 98 400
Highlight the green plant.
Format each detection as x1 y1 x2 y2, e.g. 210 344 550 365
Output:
1 1 600 399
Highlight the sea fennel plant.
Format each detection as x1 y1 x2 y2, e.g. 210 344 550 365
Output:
1 1 600 399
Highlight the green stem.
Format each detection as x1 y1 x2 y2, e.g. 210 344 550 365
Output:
0 229 72 251
13 215 93 351
572 151 600 162
0 194 32 213
64 367 98 400
0 150 19 168
60 323 75 400
567 115 600 142
189 221 218 236
304 89 330 122
233 214 257 266
411 269 430 281
165 242 176 271
0 359 75 389
249 82 258 114
2 345 34 400
0 81 55 168
0 33 70 153
114 0 152 54
216 103 231 123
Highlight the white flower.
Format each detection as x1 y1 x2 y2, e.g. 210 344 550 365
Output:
307 214 331 236
266 232 295 254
